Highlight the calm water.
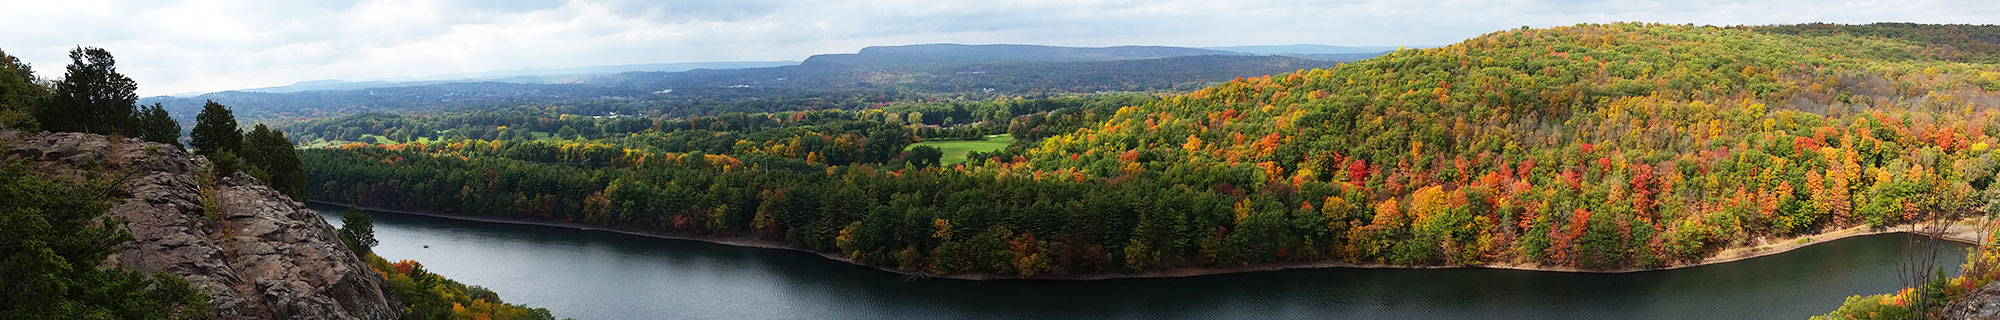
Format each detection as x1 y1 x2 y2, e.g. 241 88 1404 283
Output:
315 204 1969 319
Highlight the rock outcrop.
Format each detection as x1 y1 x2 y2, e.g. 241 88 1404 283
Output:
1 131 399 320
1949 282 2000 320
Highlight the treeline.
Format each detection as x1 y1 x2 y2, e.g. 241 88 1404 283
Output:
306 145 1283 276
1 47 305 199
0 47 180 147
283 94 1157 168
304 23 2000 277
1756 22 2000 64
284 94 1154 142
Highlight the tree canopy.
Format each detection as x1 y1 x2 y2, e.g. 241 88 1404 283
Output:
243 124 304 200
190 100 240 156
135 103 182 148
0 49 46 131
41 47 138 135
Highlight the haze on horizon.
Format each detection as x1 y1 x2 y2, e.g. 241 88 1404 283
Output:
2 0 1995 97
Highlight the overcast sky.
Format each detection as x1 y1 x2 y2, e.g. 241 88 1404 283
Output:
3 0 1995 96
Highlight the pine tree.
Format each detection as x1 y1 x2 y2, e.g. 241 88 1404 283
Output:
42 47 137 135
189 100 240 156
242 124 304 200
134 103 181 148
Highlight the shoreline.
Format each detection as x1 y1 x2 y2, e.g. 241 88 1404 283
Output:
310 200 1989 280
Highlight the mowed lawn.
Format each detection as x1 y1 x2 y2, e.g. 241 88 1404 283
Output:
908 134 1014 164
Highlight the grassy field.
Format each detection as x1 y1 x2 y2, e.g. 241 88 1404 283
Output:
909 134 1014 164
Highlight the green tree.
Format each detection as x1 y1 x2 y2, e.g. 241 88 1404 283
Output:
135 103 182 148
339 208 377 256
0 48 47 131
190 100 240 156
557 125 579 140
242 124 304 200
209 150 242 176
41 46 137 135
908 145 943 168
0 160 211 319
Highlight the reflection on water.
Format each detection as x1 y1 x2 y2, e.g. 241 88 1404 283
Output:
317 204 1967 320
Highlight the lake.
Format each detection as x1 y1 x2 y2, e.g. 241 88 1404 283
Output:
315 204 1970 319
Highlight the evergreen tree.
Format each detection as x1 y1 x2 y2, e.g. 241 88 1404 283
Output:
41 47 137 135
189 100 240 156
243 124 304 200
242 125 274 181
338 208 377 256
134 103 182 148
0 161 211 318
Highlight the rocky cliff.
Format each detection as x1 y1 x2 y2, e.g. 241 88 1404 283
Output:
0 131 400 319
1949 282 2000 320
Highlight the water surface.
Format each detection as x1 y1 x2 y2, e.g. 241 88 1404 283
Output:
316 205 1969 319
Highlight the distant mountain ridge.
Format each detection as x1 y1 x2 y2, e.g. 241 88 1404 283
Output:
174 43 1391 97
403 61 798 82
800 44 1240 69
228 61 797 94
141 42 1397 124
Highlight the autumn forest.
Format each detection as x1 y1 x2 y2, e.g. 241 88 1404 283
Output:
9 20 2000 320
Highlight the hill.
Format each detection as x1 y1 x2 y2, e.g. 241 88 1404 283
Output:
1017 22 2000 267
292 23 2000 280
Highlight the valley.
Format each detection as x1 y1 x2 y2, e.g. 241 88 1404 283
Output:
6 13 2000 319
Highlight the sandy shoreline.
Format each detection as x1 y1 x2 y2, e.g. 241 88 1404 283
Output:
310 200 1989 280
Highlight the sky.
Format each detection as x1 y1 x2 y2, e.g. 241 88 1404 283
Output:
2 0 1996 96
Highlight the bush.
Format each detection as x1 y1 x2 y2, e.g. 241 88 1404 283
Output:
209 151 241 177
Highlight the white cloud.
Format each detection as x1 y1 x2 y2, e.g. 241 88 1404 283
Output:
0 0 1993 96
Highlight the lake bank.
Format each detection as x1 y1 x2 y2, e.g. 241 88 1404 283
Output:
311 200 1988 280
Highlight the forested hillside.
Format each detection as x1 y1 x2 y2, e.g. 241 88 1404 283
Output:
1012 22 2000 268
303 23 2000 277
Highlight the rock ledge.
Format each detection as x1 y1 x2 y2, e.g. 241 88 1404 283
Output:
2 132 399 320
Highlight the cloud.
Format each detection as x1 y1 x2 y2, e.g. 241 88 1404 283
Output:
0 0 1992 96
